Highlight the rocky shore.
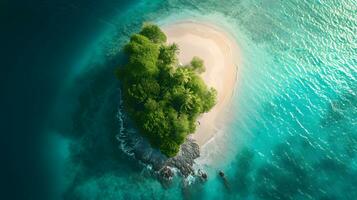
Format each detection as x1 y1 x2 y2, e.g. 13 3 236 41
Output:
134 137 200 178
116 111 202 179
159 138 200 178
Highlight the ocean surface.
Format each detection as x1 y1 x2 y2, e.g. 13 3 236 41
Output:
5 0 356 199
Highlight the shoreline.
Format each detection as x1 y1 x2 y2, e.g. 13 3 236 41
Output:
162 21 240 147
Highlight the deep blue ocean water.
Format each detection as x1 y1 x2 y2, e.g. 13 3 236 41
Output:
3 0 356 199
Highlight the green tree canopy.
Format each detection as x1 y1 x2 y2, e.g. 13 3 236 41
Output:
140 23 167 44
118 23 217 157
190 56 205 73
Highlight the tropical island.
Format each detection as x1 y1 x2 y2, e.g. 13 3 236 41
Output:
117 24 217 157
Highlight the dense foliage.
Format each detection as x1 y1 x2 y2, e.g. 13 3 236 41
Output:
117 24 216 157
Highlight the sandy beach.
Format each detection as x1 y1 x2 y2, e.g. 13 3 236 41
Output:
162 21 240 146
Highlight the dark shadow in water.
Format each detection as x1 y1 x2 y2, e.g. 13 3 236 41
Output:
253 143 313 200
229 148 254 199
49 49 153 199
224 89 357 200
181 182 204 200
251 135 356 199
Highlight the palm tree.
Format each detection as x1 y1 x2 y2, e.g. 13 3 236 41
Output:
180 88 194 112
169 43 179 54
176 68 192 84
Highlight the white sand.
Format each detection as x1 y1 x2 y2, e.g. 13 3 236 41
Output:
162 21 240 146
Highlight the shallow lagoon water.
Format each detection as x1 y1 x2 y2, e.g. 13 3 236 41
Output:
46 0 356 199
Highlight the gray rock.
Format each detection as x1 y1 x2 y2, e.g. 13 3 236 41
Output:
198 169 208 181
162 138 200 177
116 122 200 178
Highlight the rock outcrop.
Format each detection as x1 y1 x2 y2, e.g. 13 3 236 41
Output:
163 138 200 177
116 111 200 178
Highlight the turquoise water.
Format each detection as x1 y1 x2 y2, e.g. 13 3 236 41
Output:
47 0 356 199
